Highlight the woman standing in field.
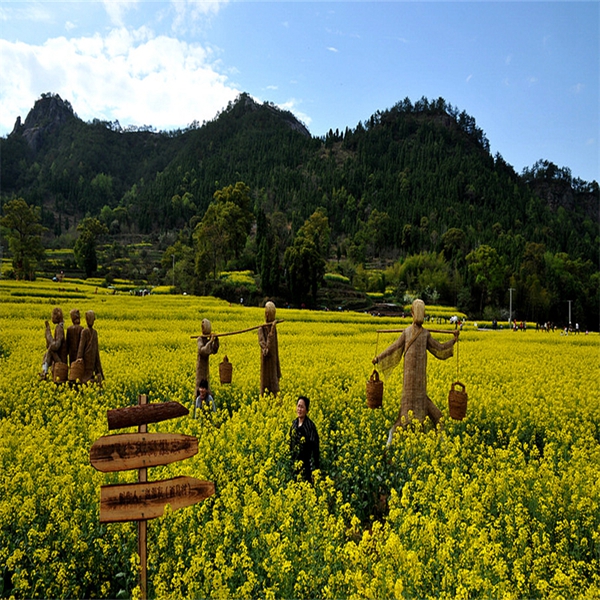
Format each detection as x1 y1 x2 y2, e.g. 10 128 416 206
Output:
373 299 459 444
290 396 320 482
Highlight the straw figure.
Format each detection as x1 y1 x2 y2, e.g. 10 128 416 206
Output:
66 309 84 367
195 318 219 393
77 310 104 384
258 301 281 396
373 299 459 444
40 307 67 379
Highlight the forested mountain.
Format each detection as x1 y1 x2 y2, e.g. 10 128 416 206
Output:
1 92 598 328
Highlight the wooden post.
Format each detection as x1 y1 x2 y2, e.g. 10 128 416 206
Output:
138 394 148 600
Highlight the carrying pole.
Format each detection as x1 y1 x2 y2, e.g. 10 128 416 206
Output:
376 328 455 335
190 320 284 339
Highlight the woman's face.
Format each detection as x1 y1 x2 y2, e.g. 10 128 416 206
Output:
296 399 307 420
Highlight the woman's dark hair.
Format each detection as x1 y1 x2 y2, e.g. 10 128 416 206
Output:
199 379 209 390
297 395 310 412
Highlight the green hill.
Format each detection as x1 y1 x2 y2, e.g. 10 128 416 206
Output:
1 92 598 327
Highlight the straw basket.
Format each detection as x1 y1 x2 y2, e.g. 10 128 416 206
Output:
219 355 233 384
366 369 383 408
448 381 468 420
69 359 85 382
52 362 68 384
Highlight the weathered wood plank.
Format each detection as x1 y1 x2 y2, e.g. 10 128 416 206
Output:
100 476 215 523
107 401 188 430
90 433 198 472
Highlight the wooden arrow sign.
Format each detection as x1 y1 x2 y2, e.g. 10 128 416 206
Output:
100 476 215 523
90 433 198 472
107 401 188 430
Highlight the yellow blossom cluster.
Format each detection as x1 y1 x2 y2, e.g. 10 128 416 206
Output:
0 278 598 598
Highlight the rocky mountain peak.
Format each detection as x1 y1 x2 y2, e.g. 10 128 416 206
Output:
11 93 76 151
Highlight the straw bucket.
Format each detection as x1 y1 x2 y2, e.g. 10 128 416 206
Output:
69 359 85 382
448 381 468 420
219 355 233 384
52 362 68 384
366 369 383 408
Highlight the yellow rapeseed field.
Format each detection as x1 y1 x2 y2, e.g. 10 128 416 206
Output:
1 278 599 599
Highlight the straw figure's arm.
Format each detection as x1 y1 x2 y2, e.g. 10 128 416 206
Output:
372 329 407 377
258 324 274 357
46 322 64 351
376 328 456 335
197 335 219 356
427 329 459 360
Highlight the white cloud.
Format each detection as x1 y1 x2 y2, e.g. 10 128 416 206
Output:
171 0 227 33
571 83 585 95
327 46 338 53
0 28 240 135
102 0 139 27
0 3 52 24
466 74 473 83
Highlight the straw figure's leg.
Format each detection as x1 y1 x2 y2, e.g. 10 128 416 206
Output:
426 396 443 427
386 410 410 445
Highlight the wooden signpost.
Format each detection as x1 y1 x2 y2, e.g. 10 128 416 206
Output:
90 394 214 599
99 476 215 522
90 432 198 472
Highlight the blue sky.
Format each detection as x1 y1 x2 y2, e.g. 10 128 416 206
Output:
1 1 598 182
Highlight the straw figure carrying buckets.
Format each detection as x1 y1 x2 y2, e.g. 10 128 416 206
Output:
195 318 220 394
373 299 459 445
258 301 281 397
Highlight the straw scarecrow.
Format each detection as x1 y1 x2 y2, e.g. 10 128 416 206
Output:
40 307 67 379
77 310 104 384
258 301 281 396
195 318 219 393
66 309 84 367
373 299 459 443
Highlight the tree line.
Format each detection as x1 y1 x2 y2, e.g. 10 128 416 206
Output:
1 93 598 328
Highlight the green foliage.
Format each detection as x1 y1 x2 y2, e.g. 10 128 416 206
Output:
324 273 350 285
284 209 330 305
466 245 506 313
0 198 46 280
73 217 108 277
193 184 253 281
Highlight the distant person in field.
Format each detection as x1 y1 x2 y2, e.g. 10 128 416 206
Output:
66 309 83 367
194 378 216 417
258 301 281 396
196 318 220 394
77 310 104 384
290 395 320 482
40 307 67 379
373 299 459 444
